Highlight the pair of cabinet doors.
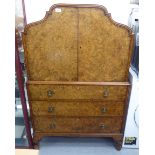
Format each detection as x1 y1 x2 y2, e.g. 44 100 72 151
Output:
23 6 133 82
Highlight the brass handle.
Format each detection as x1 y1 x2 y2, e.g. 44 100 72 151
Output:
49 123 56 129
101 107 107 113
100 123 105 129
47 90 55 97
48 106 55 113
103 87 109 97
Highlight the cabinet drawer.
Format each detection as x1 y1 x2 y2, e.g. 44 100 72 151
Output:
27 84 128 101
33 117 123 133
31 101 124 117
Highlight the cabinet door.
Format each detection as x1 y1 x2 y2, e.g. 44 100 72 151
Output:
78 8 132 82
23 7 78 81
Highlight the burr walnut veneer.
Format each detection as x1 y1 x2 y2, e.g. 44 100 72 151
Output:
23 4 134 150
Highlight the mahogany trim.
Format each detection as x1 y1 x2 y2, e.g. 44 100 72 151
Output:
27 81 130 86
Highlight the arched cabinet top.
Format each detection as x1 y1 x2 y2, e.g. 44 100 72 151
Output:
23 3 133 35
23 4 134 82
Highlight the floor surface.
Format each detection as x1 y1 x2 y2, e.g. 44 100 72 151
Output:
39 137 138 155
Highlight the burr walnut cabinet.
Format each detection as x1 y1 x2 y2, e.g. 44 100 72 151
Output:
22 4 134 150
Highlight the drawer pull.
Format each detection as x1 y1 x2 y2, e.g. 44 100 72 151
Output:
103 87 109 97
100 123 105 129
47 90 55 97
48 106 55 113
49 123 56 129
101 107 107 113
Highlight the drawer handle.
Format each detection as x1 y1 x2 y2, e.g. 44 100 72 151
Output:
101 107 107 113
47 90 55 97
48 106 55 113
49 123 56 129
100 123 106 129
103 87 109 97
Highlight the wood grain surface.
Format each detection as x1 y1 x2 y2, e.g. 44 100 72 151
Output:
78 8 133 81
30 101 124 117
23 7 78 81
27 84 128 101
23 5 134 82
22 4 134 150
33 116 123 133
27 81 130 85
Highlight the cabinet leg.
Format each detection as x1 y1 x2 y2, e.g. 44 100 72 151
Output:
33 133 43 149
113 136 123 151
34 144 39 149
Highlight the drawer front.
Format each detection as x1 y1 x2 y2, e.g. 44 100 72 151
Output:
31 101 124 117
33 117 123 133
28 84 128 101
